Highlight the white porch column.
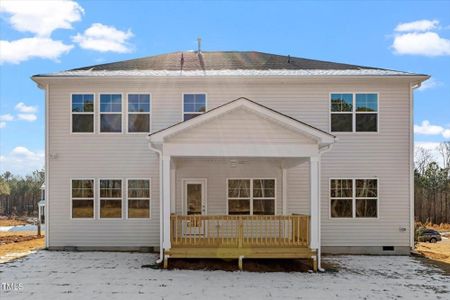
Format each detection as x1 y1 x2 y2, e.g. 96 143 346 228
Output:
309 156 320 250
162 155 172 250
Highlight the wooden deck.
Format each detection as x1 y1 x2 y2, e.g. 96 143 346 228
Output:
165 214 316 270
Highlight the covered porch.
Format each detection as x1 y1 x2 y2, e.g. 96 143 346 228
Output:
148 98 335 270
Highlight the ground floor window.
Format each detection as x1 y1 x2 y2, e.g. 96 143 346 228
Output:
330 178 378 218
127 179 150 218
71 179 94 218
100 179 122 218
227 178 275 215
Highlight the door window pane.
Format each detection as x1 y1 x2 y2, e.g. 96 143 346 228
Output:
187 184 202 215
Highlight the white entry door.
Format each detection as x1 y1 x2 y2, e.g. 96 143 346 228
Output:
183 179 207 235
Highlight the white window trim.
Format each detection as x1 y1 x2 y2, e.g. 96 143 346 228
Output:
70 93 96 134
329 178 379 220
126 178 151 220
181 92 208 122
70 178 95 220
226 178 277 215
125 93 152 134
98 93 124 134
98 178 123 219
329 92 380 134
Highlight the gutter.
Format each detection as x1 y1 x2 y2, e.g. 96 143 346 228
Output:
147 141 164 264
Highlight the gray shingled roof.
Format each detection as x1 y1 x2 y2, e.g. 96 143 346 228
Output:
71 51 383 71
32 51 428 78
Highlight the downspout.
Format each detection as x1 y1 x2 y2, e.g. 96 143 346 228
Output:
147 141 164 264
317 142 335 272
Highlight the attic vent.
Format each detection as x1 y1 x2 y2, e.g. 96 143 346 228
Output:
382 246 395 251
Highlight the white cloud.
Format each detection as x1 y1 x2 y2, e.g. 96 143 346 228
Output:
15 102 37 114
417 78 442 91
17 114 37 122
72 23 133 53
0 147 44 175
0 37 73 64
0 0 84 37
392 31 450 56
391 20 450 56
415 142 444 167
0 114 14 122
0 114 14 128
414 120 450 139
395 20 439 32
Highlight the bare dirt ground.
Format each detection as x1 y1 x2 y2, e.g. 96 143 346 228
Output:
0 219 27 226
0 231 44 262
417 237 450 264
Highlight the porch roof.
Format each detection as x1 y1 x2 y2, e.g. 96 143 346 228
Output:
148 97 336 149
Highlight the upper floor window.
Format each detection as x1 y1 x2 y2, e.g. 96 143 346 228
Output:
100 94 122 133
183 94 206 121
71 94 94 133
128 94 151 133
330 178 378 218
330 93 378 132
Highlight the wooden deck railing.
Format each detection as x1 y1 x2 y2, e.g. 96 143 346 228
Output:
170 214 310 248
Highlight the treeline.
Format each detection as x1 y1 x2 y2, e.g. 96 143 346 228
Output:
414 142 450 224
0 170 44 217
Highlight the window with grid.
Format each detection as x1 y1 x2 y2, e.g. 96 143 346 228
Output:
330 93 378 132
100 94 122 132
128 94 151 133
100 179 122 218
330 179 378 218
183 94 206 121
71 179 94 218
228 179 275 215
127 179 150 218
71 94 94 133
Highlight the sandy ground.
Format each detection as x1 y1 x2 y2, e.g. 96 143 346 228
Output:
416 237 450 264
0 251 449 299
0 219 27 227
0 231 44 263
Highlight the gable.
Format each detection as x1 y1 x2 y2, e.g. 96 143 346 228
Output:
166 107 316 145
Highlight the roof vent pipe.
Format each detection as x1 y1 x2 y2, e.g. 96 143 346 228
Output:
197 37 202 53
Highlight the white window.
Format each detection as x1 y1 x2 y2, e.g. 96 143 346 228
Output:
127 179 150 218
99 179 122 218
100 94 122 133
71 94 94 133
128 94 151 133
330 178 378 218
183 93 206 121
71 179 94 218
330 93 378 132
227 179 275 215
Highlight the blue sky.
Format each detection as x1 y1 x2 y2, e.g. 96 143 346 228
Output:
1 0 449 175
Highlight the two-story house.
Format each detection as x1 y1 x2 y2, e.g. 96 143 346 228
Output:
32 50 428 270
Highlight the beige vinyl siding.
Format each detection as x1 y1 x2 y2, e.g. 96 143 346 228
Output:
167 108 315 144
46 77 412 249
173 158 284 215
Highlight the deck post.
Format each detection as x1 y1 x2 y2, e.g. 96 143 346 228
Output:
162 155 172 250
309 156 320 252
238 256 244 271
